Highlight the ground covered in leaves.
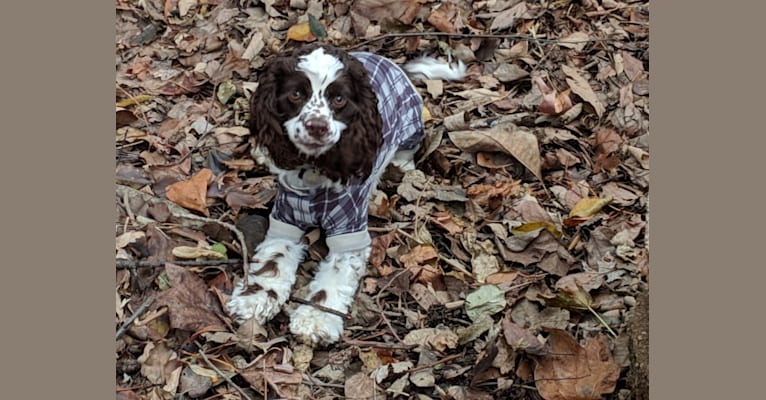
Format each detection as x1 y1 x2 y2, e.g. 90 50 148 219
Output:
115 0 649 399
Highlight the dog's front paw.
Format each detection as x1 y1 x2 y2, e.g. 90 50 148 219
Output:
226 282 282 325
289 305 344 345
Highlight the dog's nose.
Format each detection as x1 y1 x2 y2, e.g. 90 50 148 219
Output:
305 117 329 139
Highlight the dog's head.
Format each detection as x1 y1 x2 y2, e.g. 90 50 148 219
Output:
249 44 383 183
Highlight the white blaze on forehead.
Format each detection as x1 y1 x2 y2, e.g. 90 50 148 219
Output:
296 47 344 94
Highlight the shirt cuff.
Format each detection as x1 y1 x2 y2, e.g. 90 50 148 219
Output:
267 215 305 242
326 230 372 254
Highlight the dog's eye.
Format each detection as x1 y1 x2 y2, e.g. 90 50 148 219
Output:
288 89 304 102
331 94 347 108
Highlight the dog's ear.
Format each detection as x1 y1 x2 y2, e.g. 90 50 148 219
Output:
249 56 304 170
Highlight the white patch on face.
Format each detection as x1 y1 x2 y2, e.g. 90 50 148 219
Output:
284 48 348 157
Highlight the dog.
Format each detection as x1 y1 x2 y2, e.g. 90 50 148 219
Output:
226 43 466 344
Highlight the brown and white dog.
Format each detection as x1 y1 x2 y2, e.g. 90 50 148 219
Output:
226 44 465 344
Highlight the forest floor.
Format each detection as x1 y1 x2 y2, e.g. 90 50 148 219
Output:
115 0 650 399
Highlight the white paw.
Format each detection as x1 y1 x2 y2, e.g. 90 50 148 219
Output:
289 305 344 344
226 282 282 325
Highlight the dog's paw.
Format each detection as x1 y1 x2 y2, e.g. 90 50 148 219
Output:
226 283 282 325
289 305 344 345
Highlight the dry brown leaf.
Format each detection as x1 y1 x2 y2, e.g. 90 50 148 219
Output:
476 151 515 169
492 63 529 83
116 231 146 250
466 180 520 206
430 211 464 234
345 371 386 399
351 0 415 22
369 231 396 268
165 168 213 216
449 126 542 180
534 329 620 400
558 31 590 52
568 197 612 218
502 318 546 355
562 65 606 117
489 2 527 31
286 21 318 42
240 349 303 399
156 263 227 332
427 9 456 33
399 244 439 267
485 271 519 286
171 245 226 260
593 127 624 155
555 272 604 293
137 341 182 388
178 0 197 17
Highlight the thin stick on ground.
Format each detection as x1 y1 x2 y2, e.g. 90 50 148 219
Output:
196 343 254 400
116 258 242 269
347 31 635 50
290 295 351 320
116 294 156 340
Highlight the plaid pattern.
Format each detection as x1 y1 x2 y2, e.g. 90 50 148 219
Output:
270 51 424 237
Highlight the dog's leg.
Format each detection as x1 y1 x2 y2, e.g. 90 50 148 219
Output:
226 236 306 324
289 246 371 344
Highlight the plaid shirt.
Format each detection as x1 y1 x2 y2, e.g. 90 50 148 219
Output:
269 52 424 247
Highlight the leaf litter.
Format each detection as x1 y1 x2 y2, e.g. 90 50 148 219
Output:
116 0 649 399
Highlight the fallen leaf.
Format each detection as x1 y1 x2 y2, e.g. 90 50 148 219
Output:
350 0 414 22
558 31 590 52
403 327 459 352
449 125 542 180
427 8 456 33
156 263 227 332
538 86 573 115
464 285 506 321
116 231 146 250
286 21 317 42
534 329 620 400
485 271 519 286
489 2 528 31
345 371 386 399
138 341 182 388
456 313 494 344
430 211 464 234
492 63 529 82
593 127 624 155
399 244 439 267
165 168 214 216
240 349 303 399
171 245 227 260
502 318 546 355
178 0 197 17
562 64 606 117
179 365 213 397
569 197 612 218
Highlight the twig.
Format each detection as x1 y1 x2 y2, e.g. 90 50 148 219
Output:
116 258 242 269
302 376 345 389
347 31 628 50
289 295 351 320
372 268 411 343
116 294 156 340
408 353 463 374
341 339 417 350
196 343 254 400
